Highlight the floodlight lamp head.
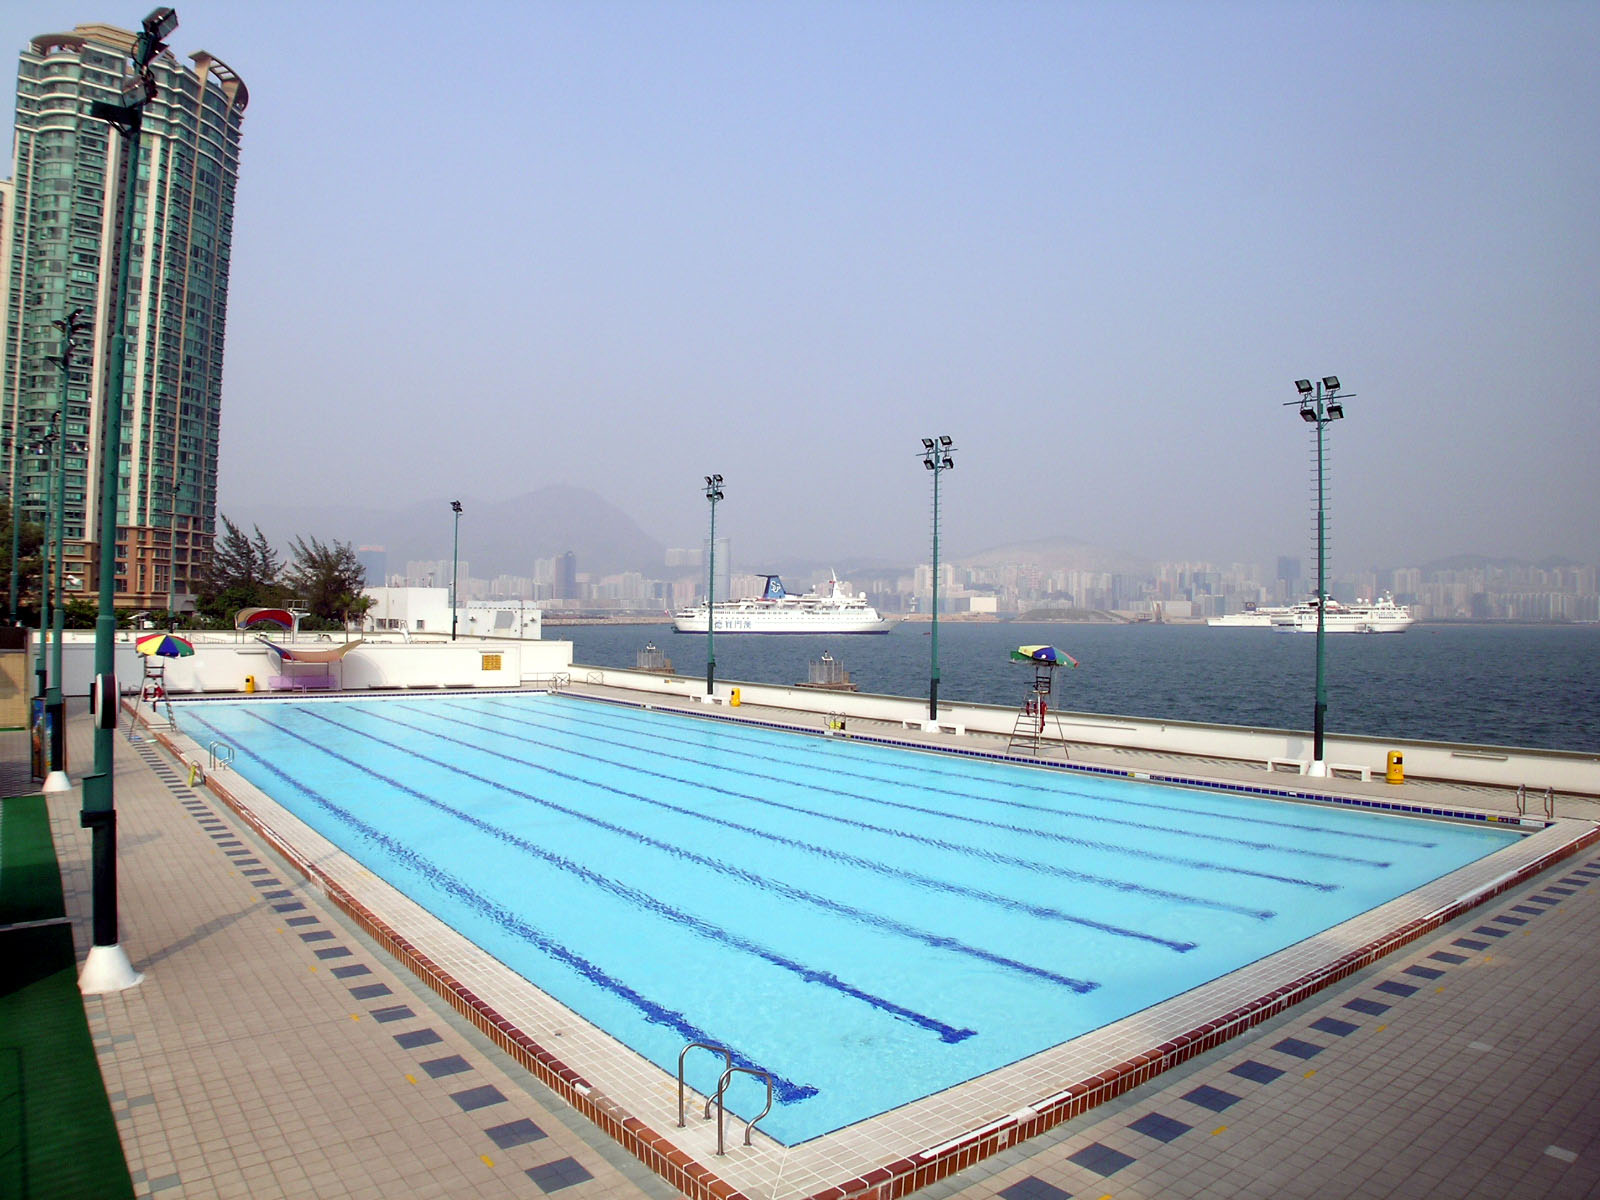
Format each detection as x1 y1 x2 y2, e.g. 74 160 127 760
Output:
1295 379 1314 395
942 456 954 469
922 438 935 451
923 458 935 470
450 500 462 514
1322 375 1340 392
938 435 952 447
1300 408 1317 422
712 474 722 485
1327 403 1344 420
143 7 178 40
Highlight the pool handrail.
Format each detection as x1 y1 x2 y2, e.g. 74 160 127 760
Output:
677 1041 732 1128
711 1065 774 1154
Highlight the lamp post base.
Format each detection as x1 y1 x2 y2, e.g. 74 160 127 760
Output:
1305 760 1329 778
78 943 143 995
42 770 71 793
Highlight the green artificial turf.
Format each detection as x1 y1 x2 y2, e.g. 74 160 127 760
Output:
0 795 134 1200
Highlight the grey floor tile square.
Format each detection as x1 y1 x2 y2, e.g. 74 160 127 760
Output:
1066 1142 1136 1177
1229 1059 1285 1084
525 1156 594 1192
998 1176 1072 1200
420 1055 472 1078
450 1084 507 1112
394 1029 444 1050
1182 1084 1242 1113
1272 1037 1325 1060
485 1118 548 1150
1310 1016 1358 1037
1128 1111 1191 1143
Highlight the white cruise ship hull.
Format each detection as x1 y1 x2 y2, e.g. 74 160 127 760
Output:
672 610 894 634
1270 599 1414 634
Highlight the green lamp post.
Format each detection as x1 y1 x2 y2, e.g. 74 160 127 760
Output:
45 308 87 791
79 5 179 995
920 435 955 722
1288 376 1349 777
450 500 462 640
703 474 723 695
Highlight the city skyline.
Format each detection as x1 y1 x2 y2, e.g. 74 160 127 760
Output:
4 4 1594 573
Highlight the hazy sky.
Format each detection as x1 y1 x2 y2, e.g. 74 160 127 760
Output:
7 1 1597 570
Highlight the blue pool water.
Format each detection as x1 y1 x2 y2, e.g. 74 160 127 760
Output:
184 692 1519 1144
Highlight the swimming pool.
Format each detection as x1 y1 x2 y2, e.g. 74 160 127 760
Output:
183 691 1519 1145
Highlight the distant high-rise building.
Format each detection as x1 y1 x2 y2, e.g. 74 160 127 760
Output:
555 550 578 600
1 23 247 608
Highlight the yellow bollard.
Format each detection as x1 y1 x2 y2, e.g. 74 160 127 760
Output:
1385 750 1404 784
730 687 741 707
244 674 256 694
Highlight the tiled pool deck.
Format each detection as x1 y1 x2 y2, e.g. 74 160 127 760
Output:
8 689 1600 1199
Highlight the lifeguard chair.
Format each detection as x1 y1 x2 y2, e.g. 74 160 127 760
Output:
1007 645 1076 757
129 656 177 736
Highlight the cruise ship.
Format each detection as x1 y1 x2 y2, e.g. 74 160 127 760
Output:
672 573 894 634
1269 594 1415 634
1206 602 1295 628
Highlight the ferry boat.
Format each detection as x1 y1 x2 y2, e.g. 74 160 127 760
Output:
672 573 894 635
1206 602 1294 628
1269 594 1415 634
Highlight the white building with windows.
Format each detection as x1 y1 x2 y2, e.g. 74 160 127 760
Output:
362 587 542 640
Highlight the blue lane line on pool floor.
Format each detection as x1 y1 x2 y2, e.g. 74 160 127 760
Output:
224 701 1111 993
194 706 992 1041
529 696 1442 853
184 709 828 1102
457 703 1288 919
485 699 1401 878
347 703 1205 949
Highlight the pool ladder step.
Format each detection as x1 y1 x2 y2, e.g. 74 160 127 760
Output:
677 1041 774 1155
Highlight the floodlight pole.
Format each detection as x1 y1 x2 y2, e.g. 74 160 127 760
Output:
79 6 178 995
450 500 462 640
47 309 86 785
921 436 955 722
703 474 723 695
1288 378 1348 777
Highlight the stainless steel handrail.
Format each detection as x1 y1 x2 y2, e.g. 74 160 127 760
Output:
677 1041 732 1128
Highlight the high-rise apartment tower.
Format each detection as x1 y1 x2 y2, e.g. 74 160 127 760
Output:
1 22 246 610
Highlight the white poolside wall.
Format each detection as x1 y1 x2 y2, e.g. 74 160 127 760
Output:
568 664 1600 799
44 635 575 695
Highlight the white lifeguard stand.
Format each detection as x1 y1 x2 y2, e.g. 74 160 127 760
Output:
1006 646 1075 757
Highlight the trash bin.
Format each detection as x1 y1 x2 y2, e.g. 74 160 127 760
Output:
730 687 741 707
244 675 256 694
1385 750 1404 784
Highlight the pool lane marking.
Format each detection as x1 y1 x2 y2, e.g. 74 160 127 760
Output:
198 712 1104 1000
471 703 1386 870
338 704 1199 954
281 703 1124 973
434 708 1286 918
187 709 981 1044
182 710 824 1103
527 694 1441 851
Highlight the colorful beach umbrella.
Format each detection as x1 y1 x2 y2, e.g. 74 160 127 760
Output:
1009 644 1079 667
135 632 195 658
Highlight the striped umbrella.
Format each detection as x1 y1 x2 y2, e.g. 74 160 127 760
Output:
135 632 195 658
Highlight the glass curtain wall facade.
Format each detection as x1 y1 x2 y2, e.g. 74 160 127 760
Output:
1 23 246 611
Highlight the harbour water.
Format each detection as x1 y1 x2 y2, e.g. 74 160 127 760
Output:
561 621 1600 753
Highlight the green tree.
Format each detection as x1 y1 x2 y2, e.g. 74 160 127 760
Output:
286 535 373 628
196 515 288 621
0 498 46 620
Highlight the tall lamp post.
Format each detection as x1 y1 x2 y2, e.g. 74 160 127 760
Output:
1287 376 1349 777
450 500 462 640
920 435 955 722
30 421 60 709
702 474 723 695
79 5 179 996
46 308 87 789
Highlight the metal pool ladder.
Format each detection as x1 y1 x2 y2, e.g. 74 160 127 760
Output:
677 1041 775 1154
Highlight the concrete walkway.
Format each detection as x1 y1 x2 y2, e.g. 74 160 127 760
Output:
7 696 1599 1199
